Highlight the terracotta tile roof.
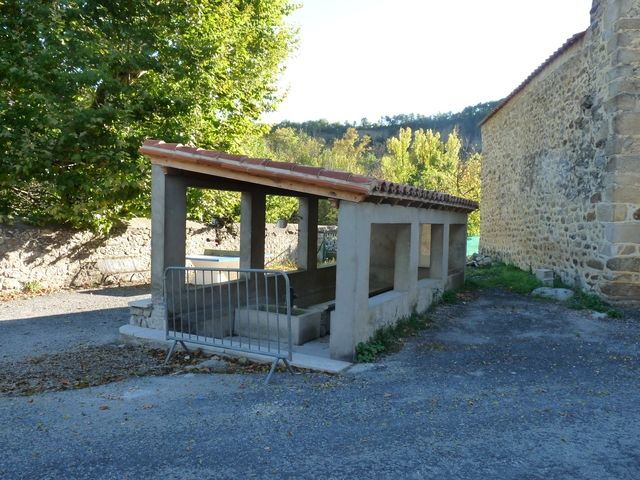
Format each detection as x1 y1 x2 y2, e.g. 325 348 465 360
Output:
140 140 478 212
481 30 586 126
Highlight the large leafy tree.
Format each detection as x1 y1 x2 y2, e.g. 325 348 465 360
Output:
0 0 296 232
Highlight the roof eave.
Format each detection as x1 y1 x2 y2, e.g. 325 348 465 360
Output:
140 144 372 203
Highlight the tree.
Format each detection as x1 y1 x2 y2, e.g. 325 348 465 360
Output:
380 128 481 235
380 127 414 183
0 0 296 232
325 127 374 174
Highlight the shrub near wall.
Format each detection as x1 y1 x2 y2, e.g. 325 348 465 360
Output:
0 219 307 292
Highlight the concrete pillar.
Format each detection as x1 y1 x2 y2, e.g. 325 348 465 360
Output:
331 201 371 361
393 224 412 292
447 223 467 289
240 191 266 269
297 197 318 271
429 224 445 280
408 222 420 296
150 165 187 329
151 166 187 301
442 224 451 288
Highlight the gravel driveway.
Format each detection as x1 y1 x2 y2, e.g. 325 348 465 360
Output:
0 286 149 362
1 288 639 479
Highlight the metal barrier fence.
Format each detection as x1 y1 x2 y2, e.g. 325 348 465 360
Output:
163 266 294 384
318 229 337 263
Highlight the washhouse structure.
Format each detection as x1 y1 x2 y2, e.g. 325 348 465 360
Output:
140 139 477 361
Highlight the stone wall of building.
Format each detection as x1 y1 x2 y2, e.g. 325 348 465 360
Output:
0 218 322 292
480 0 640 304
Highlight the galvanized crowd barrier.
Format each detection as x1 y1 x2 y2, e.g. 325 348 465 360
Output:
163 266 294 384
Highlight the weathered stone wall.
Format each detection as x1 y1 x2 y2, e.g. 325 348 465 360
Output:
480 0 640 304
0 218 319 291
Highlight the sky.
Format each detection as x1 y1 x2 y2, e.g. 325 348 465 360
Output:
264 0 593 124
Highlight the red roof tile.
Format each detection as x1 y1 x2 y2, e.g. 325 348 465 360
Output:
139 140 478 212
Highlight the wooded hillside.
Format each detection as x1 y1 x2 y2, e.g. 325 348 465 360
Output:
274 101 499 155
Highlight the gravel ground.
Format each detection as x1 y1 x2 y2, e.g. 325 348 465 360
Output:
0 285 149 363
0 288 639 479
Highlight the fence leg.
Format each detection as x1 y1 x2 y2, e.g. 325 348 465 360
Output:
179 340 190 353
164 341 178 365
282 358 295 375
264 357 295 384
164 340 191 365
264 358 280 385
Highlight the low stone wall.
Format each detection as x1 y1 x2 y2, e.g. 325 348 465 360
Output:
0 218 325 292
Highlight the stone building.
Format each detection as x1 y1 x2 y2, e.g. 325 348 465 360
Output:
480 0 639 305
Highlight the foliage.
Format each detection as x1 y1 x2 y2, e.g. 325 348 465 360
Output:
186 189 241 225
381 128 481 235
275 100 499 154
0 0 296 232
324 127 374 174
22 280 44 293
465 263 542 294
355 313 432 362
568 291 623 318
239 127 376 225
439 290 459 304
265 195 299 223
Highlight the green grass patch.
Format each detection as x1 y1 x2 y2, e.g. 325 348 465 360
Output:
355 313 433 363
22 280 44 293
568 291 623 318
465 262 541 294
440 290 459 304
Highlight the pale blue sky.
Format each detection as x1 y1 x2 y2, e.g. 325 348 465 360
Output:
265 0 593 123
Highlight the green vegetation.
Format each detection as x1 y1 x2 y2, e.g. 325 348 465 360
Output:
275 101 499 155
240 126 481 232
355 313 432 363
0 0 486 234
439 289 459 304
379 127 481 235
467 263 623 318
465 263 542 294
0 0 296 232
22 280 44 293
568 291 623 318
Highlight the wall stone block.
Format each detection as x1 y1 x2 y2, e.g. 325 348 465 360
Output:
606 256 640 272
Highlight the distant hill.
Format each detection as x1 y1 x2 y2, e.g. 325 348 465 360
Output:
274 100 500 156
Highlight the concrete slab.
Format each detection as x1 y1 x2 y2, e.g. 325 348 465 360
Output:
119 324 351 374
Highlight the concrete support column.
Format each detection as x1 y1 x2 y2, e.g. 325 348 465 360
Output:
151 166 187 302
447 224 468 289
240 191 266 269
297 197 318 271
429 224 445 281
331 201 371 361
150 166 187 329
408 222 420 296
442 224 451 288
393 224 412 292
